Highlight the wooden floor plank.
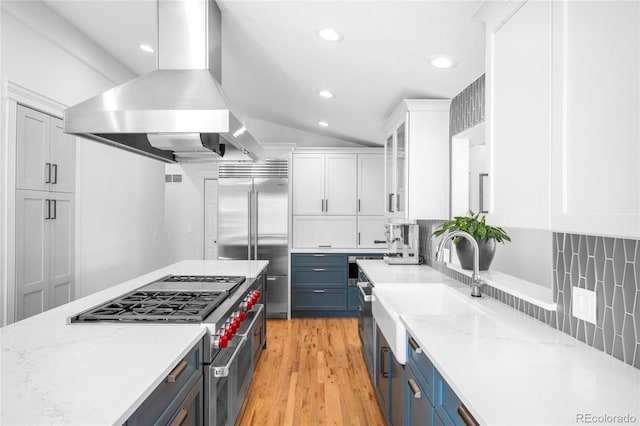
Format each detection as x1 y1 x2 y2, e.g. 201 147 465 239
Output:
237 318 385 426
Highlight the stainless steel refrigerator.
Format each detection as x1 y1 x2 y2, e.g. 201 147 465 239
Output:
217 161 288 318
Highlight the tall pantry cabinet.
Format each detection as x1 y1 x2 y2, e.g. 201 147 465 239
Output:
15 105 75 320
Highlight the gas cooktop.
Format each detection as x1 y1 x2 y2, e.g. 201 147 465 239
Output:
70 275 246 323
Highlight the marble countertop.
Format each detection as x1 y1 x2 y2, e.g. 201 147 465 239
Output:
360 260 640 425
1 260 268 426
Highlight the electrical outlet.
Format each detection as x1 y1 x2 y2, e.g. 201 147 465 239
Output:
572 286 597 324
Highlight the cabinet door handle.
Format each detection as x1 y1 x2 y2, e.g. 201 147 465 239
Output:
313 253 326 257
388 193 394 212
358 232 361 246
318 245 332 248
407 378 422 399
313 268 326 272
409 337 422 354
51 200 57 220
167 360 188 383
380 347 389 378
45 199 51 220
325 199 328 212
313 289 325 293
373 240 387 244
358 199 361 212
457 404 479 426
396 193 401 211
321 199 324 212
169 408 189 426
52 164 58 184
45 163 51 184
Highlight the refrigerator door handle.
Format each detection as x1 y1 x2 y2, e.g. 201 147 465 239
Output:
254 190 259 260
247 191 252 260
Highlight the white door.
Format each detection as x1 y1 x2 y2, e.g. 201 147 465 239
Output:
358 154 385 215
487 0 552 229
49 193 74 308
325 154 357 215
358 216 388 249
15 190 49 319
49 117 75 193
204 179 218 260
292 154 324 215
16 105 50 192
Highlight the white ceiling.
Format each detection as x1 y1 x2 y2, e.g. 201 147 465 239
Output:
44 0 485 147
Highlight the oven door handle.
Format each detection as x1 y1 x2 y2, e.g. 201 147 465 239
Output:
212 336 247 378
357 281 374 302
239 304 264 335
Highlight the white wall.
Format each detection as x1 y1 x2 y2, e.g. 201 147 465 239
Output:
1 2 166 321
164 163 219 264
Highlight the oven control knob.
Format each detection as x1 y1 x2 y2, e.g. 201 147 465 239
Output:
237 311 246 321
232 317 241 330
224 325 234 340
214 334 228 349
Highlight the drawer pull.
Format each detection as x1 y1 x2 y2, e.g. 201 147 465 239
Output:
407 378 422 399
312 253 326 257
457 404 479 426
167 360 188 383
313 268 326 272
170 408 189 426
313 289 326 293
408 337 422 354
318 245 332 248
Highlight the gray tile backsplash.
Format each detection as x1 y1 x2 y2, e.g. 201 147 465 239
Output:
418 220 640 369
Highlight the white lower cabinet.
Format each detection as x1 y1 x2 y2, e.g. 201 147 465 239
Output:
357 216 387 249
15 190 74 319
292 216 357 249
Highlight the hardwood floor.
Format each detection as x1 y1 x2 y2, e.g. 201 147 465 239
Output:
237 318 386 426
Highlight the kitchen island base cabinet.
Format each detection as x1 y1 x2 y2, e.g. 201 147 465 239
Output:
127 339 204 426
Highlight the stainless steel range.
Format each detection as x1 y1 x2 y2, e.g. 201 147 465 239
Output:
70 273 265 426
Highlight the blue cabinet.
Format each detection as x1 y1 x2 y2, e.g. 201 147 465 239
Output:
376 325 404 426
405 333 478 426
127 338 204 425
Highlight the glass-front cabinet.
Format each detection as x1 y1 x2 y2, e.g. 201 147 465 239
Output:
383 100 450 220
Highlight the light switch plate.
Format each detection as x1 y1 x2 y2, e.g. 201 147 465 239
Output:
572 286 597 324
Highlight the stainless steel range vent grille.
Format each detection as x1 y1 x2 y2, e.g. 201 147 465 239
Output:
218 160 288 178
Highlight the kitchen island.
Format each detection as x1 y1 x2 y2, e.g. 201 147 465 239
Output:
1 260 268 426
359 259 640 425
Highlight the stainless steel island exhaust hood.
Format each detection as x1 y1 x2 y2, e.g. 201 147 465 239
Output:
64 0 264 163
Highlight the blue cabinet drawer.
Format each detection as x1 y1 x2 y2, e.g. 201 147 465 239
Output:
406 363 434 426
406 334 434 404
292 268 347 288
292 288 347 310
292 253 347 267
434 369 466 426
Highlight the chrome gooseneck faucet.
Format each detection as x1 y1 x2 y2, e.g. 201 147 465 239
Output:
435 230 484 297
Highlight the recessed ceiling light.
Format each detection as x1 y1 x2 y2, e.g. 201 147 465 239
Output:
318 121 329 127
140 44 155 53
430 55 456 69
317 28 343 42
319 90 335 99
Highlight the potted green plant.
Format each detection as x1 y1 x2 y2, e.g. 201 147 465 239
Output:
432 211 511 270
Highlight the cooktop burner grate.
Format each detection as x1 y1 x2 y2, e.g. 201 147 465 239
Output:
76 290 228 322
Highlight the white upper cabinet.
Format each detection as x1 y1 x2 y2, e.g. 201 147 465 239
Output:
550 1 639 237
16 105 75 194
383 100 450 220
477 0 640 237
292 153 356 215
484 0 553 229
358 154 385 215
